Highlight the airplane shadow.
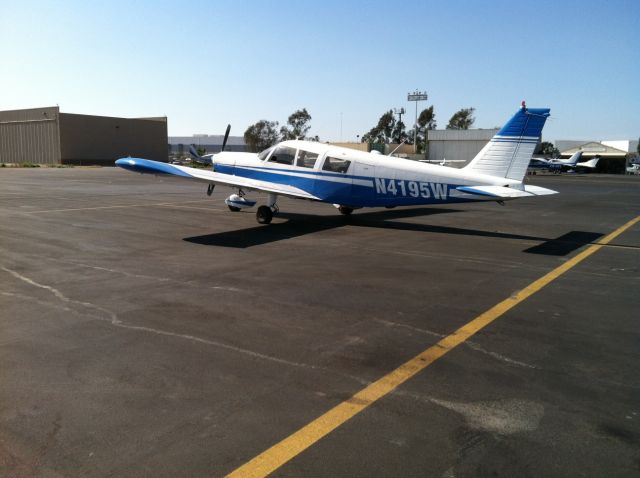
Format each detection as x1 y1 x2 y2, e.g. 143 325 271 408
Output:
183 207 558 249
523 231 604 256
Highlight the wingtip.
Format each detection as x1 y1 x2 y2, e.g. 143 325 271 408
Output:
115 158 136 167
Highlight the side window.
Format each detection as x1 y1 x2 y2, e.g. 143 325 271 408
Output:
296 150 319 169
322 156 351 173
268 146 296 165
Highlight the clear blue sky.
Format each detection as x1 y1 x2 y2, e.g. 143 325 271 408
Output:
1 0 638 142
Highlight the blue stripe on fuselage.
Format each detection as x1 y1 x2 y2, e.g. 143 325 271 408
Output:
223 164 476 207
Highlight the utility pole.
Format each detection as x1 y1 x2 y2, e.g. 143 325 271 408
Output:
408 90 428 153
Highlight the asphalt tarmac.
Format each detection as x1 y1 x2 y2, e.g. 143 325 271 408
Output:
1 168 639 477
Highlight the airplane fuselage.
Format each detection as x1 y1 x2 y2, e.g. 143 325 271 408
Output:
211 140 520 208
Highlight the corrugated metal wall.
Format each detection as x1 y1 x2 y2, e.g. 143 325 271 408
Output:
0 107 167 165
426 129 498 167
0 107 61 164
59 114 167 164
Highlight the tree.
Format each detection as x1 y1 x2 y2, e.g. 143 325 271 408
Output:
244 120 280 152
637 136 640 155
538 141 559 158
196 146 206 156
407 106 437 153
446 108 475 130
280 108 312 140
391 120 408 144
362 110 398 144
418 106 436 130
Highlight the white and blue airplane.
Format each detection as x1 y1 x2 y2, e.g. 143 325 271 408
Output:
529 150 600 173
116 103 557 224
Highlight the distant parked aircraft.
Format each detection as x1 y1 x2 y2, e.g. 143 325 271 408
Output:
420 157 466 166
626 163 640 175
529 151 600 173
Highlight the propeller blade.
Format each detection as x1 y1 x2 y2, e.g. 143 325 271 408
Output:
221 124 231 152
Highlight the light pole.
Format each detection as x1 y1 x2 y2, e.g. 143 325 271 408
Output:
408 90 428 153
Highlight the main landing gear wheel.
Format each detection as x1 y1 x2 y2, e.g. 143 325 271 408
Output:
338 206 353 215
228 205 241 212
256 205 273 224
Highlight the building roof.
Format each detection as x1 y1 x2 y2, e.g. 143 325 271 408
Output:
560 141 628 157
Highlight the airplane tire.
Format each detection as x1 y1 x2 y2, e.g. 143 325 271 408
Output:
338 206 353 215
228 205 241 212
256 205 273 224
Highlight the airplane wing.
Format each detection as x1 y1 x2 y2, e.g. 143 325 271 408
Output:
115 158 320 201
456 185 558 198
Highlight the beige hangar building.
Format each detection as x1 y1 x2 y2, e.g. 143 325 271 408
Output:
0 106 168 165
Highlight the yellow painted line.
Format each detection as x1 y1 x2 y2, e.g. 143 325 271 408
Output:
227 215 640 478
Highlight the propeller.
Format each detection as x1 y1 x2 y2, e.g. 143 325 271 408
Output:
221 124 231 152
202 125 230 197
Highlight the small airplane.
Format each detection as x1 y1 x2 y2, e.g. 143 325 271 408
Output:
626 163 640 175
420 157 467 166
188 146 214 165
529 151 600 173
116 102 558 224
187 125 232 165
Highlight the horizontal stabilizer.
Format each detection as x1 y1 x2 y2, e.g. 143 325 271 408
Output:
577 158 599 169
456 185 534 198
456 184 558 198
522 185 558 196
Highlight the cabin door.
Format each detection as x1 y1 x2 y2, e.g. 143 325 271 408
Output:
350 161 375 206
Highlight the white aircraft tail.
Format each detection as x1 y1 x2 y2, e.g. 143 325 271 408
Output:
464 104 550 181
578 157 600 169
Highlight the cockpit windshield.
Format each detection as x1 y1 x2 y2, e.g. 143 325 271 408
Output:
258 146 275 161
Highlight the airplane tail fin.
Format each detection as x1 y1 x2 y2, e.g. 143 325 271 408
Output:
189 145 202 160
464 104 550 181
564 151 582 166
189 145 212 165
